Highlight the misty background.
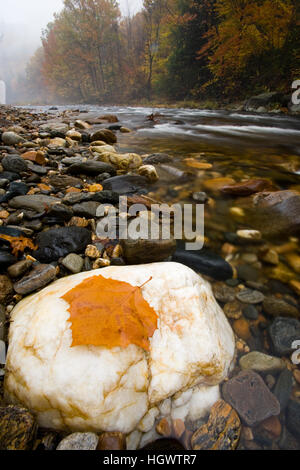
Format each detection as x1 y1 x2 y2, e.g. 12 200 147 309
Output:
0 0 143 103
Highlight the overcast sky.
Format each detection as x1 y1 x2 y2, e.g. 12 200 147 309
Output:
0 0 143 29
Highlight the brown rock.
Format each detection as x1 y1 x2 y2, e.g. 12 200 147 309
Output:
0 405 37 450
237 190 300 237
98 114 119 123
222 370 280 426
233 317 251 341
259 416 282 439
173 419 185 439
68 217 89 228
191 400 241 450
14 264 57 295
121 236 176 265
0 275 13 303
97 432 126 450
22 150 46 166
49 175 82 190
220 179 275 197
91 129 117 145
224 301 242 319
156 418 172 437
203 177 235 192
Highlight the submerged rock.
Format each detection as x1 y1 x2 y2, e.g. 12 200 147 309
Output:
222 370 280 426
268 317 300 356
5 262 235 435
102 175 149 195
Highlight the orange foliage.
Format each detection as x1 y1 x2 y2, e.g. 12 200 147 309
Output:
0 235 37 257
62 275 158 351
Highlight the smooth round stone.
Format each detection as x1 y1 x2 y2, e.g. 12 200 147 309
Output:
243 305 259 320
236 289 265 304
61 254 84 274
56 432 99 451
2 155 27 174
239 351 285 373
1 132 25 146
263 296 299 318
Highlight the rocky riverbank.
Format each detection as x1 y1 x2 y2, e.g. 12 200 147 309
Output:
0 105 299 451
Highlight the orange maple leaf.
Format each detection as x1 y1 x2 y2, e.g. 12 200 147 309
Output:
62 275 158 351
0 235 37 256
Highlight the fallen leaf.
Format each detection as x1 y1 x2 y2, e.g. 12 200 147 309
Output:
62 275 158 351
0 235 37 256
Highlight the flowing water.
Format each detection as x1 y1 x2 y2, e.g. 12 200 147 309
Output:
27 104 300 245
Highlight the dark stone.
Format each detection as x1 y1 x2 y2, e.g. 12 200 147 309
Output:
0 405 37 450
67 161 116 176
102 175 149 195
2 155 27 173
0 181 28 203
63 190 119 206
172 249 233 281
273 369 293 411
73 201 100 218
286 399 300 439
0 226 29 238
222 370 280 426
0 250 16 268
34 227 92 262
42 203 73 224
0 171 20 181
243 305 259 320
278 426 300 450
245 92 286 110
268 317 300 356
14 264 57 295
8 259 34 279
237 265 260 282
27 163 48 175
9 194 60 213
142 439 185 451
213 282 236 303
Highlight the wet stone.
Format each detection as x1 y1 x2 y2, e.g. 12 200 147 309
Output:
243 305 259 320
2 155 28 174
239 351 285 373
102 175 149 195
67 161 115 176
9 194 60 213
56 432 99 451
172 249 233 281
236 289 265 305
7 259 34 279
213 283 236 303
0 405 37 450
263 296 299 318
0 251 16 267
268 317 300 356
222 370 280 426
273 369 293 411
223 301 242 319
14 264 57 295
61 254 84 274
0 275 13 303
34 227 92 262
48 174 82 189
191 400 241 450
121 236 176 264
73 201 100 218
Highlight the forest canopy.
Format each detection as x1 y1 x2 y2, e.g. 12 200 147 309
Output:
25 0 299 104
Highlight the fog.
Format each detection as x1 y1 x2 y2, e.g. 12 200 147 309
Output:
0 0 143 103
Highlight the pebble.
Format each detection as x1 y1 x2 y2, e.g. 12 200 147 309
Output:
1 132 25 145
122 236 176 265
67 161 115 176
268 317 300 356
243 305 259 320
9 194 60 213
73 201 100 218
233 317 251 341
172 249 233 281
7 259 34 279
0 405 37 450
236 288 265 304
224 301 242 319
61 254 84 274
56 432 99 450
14 264 57 295
0 275 13 303
97 432 126 451
222 370 280 426
239 351 285 373
237 230 262 240
2 155 28 173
